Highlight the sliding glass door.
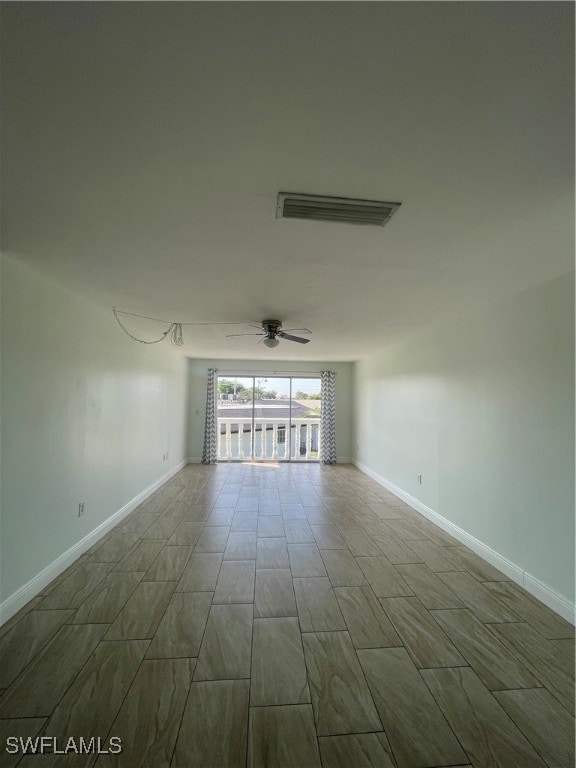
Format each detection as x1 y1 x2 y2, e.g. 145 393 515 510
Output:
290 377 321 461
216 375 320 462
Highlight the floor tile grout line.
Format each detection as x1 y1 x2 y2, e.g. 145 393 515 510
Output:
97 637 156 764
1 623 118 735
166 656 198 768
0 715 50 721
481 621 576 717
415 664 475 766
490 687 572 768
190 554 225 683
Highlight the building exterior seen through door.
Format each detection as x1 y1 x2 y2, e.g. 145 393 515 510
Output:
216 375 321 461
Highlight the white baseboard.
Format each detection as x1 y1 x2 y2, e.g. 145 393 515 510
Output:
354 459 575 626
523 573 576 625
0 460 188 626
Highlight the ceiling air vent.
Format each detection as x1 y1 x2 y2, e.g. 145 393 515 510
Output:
276 192 401 226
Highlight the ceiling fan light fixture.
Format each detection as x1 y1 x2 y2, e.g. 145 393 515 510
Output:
263 337 280 348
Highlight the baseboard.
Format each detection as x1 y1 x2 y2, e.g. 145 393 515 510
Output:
354 459 575 625
523 573 576 625
0 460 188 626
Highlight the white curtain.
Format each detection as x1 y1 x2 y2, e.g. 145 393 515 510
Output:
201 368 218 463
320 370 337 464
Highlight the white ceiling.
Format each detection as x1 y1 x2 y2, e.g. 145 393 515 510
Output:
1 2 573 361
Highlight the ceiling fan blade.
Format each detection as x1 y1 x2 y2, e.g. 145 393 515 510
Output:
281 328 311 334
277 331 310 344
225 333 265 338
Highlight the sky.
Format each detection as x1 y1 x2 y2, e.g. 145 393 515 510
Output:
219 375 321 398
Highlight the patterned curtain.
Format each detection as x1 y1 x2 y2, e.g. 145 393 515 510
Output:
320 370 337 464
201 368 218 464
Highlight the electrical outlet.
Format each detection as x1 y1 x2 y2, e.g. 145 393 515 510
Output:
417 474 422 484
78 502 85 517
165 451 169 461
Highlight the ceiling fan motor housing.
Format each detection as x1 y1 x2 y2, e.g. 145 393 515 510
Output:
263 319 282 337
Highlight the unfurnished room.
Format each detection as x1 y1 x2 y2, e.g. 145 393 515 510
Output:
0 2 574 767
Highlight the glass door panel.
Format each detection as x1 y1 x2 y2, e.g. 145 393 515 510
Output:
290 378 321 461
253 377 291 461
217 376 254 461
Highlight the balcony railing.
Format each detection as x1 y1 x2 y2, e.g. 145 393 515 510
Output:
218 417 320 461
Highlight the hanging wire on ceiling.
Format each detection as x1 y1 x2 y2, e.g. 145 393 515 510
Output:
112 308 252 347
170 322 183 346
113 308 174 344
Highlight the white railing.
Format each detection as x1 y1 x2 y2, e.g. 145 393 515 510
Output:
217 417 320 461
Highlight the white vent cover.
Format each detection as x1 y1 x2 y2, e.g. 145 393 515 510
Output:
276 192 401 226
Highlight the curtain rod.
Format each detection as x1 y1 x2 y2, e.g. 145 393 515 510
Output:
213 370 333 377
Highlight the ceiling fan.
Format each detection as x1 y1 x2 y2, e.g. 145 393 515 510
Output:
226 319 311 348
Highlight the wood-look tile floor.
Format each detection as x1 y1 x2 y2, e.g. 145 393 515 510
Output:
1 464 574 767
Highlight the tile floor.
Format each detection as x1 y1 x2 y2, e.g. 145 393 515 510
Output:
0 463 574 767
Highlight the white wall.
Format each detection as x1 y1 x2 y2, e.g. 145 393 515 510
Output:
187 359 353 462
1 256 189 608
353 273 575 609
